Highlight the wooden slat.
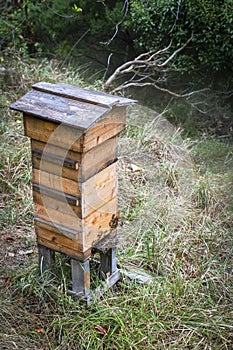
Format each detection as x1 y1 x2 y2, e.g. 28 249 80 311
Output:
25 113 122 153
34 202 83 232
33 184 79 206
32 155 79 182
11 90 109 130
36 227 91 261
80 136 118 181
81 162 117 217
33 185 117 223
32 149 79 169
83 197 118 247
33 168 81 196
33 162 117 217
33 82 137 107
35 217 80 240
83 106 125 152
33 191 81 217
31 137 118 182
34 196 117 250
31 139 82 162
24 114 84 152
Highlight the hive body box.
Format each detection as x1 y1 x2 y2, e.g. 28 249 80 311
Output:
11 82 136 300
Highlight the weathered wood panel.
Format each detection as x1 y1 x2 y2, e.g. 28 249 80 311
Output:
24 114 84 152
33 168 81 196
35 217 80 240
32 149 79 169
25 112 123 153
83 107 125 152
11 90 109 129
33 82 137 107
80 136 118 181
34 202 82 232
33 184 79 206
33 190 81 218
33 162 117 217
32 154 80 182
31 139 82 162
32 136 118 182
36 226 91 261
81 162 117 217
34 196 117 249
83 197 117 248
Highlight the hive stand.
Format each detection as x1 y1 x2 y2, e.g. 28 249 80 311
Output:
11 82 136 303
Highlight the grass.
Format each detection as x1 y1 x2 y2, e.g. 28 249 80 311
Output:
0 58 232 349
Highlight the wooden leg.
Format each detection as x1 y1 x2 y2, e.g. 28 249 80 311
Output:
100 247 117 279
38 244 55 274
71 259 90 297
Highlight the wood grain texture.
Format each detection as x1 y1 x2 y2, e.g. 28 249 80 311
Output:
11 90 109 130
33 168 81 196
25 110 123 152
35 217 81 240
81 162 117 217
34 202 83 232
32 82 137 107
31 139 82 162
83 106 125 152
31 136 118 182
32 154 80 182
33 190 81 217
83 197 118 248
34 196 117 250
33 161 117 217
32 149 79 169
36 227 91 261
24 114 84 152
33 184 79 206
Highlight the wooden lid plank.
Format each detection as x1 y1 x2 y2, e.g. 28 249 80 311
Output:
10 82 137 131
10 90 109 130
33 82 137 107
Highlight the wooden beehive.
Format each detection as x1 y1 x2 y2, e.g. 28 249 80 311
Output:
11 82 136 264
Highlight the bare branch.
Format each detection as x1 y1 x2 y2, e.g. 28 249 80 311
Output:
111 82 210 99
103 36 193 97
135 40 173 61
169 0 182 33
158 35 193 67
111 82 184 97
100 0 129 45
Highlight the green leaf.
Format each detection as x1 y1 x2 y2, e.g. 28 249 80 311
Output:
72 4 82 13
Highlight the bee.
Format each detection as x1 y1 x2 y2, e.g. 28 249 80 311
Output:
109 214 119 228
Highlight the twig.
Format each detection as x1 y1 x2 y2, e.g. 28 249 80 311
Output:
59 29 90 68
169 0 182 33
100 0 129 45
103 37 193 94
158 35 193 67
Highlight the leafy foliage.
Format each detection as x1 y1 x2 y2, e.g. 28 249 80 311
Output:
0 1 232 76
126 0 233 72
0 1 124 58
